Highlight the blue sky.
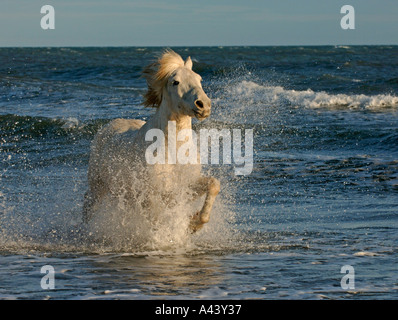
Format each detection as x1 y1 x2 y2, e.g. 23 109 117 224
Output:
0 0 397 47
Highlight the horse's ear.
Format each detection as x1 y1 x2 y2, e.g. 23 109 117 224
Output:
184 56 193 70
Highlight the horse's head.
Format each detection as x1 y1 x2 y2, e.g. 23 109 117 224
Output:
143 50 211 120
166 57 211 120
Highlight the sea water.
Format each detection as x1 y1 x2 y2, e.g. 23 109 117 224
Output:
0 46 397 299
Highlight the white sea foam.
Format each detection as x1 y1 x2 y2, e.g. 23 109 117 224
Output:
223 80 398 111
353 251 379 257
61 117 81 129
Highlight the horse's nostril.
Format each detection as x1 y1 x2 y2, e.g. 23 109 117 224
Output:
195 100 204 109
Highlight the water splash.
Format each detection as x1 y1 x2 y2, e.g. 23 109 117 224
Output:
0 144 240 255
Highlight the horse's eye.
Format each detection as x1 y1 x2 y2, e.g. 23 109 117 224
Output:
172 80 179 86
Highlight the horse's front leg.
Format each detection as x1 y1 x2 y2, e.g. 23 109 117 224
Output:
189 176 220 233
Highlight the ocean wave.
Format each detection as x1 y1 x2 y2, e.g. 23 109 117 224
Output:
225 80 398 111
0 114 107 141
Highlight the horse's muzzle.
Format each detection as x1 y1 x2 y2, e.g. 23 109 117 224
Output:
194 108 211 120
194 98 211 120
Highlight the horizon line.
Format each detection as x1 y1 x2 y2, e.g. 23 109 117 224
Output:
1 43 397 49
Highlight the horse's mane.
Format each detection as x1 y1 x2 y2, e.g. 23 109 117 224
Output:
142 49 185 108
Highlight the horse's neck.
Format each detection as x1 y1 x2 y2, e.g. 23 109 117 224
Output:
152 99 192 136
141 96 201 180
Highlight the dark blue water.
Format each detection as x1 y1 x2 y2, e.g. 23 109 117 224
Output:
0 46 397 299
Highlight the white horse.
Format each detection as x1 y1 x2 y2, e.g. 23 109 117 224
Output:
83 50 220 233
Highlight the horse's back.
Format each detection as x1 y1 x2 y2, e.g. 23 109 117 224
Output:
109 118 146 134
92 118 146 151
89 118 146 177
